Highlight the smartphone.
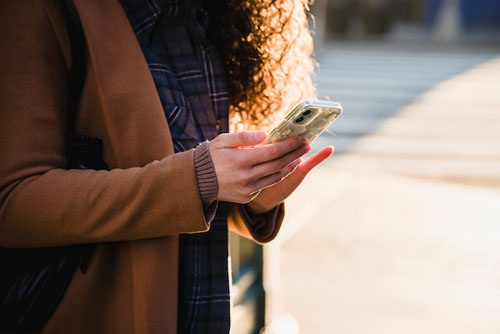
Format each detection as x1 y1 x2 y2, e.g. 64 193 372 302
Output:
263 100 343 144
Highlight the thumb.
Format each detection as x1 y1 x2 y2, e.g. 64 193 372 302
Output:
296 146 334 176
215 130 267 148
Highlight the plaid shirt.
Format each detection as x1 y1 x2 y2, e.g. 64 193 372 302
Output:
120 0 231 332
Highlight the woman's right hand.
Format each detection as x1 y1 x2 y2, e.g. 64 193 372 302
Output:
209 131 311 203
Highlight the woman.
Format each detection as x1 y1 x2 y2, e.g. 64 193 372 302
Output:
0 0 333 333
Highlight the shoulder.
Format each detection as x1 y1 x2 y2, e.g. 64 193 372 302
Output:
0 0 53 29
0 0 71 71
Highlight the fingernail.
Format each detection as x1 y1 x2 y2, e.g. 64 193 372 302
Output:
298 136 305 144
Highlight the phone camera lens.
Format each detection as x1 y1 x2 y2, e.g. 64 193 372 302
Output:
295 116 304 123
302 110 311 116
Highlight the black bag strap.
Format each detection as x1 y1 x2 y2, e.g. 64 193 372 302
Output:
0 4 93 333
56 0 87 143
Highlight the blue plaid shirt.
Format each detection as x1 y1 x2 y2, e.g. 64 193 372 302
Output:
120 0 231 332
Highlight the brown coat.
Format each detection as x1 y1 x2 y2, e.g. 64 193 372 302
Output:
0 0 284 333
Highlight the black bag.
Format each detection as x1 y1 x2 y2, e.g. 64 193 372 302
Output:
0 1 107 332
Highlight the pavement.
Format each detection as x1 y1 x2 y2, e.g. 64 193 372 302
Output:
263 42 500 333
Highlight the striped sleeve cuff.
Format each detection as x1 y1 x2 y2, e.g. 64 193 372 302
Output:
194 140 218 206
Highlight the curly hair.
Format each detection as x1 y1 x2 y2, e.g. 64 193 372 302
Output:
206 0 317 132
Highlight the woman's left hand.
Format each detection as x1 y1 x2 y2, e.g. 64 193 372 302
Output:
246 146 334 214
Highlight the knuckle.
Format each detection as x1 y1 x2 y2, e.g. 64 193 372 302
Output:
238 174 251 187
237 132 246 143
248 155 259 167
268 145 280 158
272 159 286 171
239 131 254 145
248 166 259 180
242 131 252 142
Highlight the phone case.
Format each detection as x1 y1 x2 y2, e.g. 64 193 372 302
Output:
263 100 343 144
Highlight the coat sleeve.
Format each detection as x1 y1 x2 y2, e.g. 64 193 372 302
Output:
228 203 285 244
0 0 209 248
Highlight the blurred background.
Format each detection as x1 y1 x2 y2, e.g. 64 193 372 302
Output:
230 1 500 333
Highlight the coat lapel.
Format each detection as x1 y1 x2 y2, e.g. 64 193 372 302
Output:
73 0 174 168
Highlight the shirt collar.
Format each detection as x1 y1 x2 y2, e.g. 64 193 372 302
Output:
119 0 187 44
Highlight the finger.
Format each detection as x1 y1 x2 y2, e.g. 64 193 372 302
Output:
250 158 302 192
272 146 333 193
245 136 306 165
296 146 334 177
215 131 267 148
249 143 310 179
